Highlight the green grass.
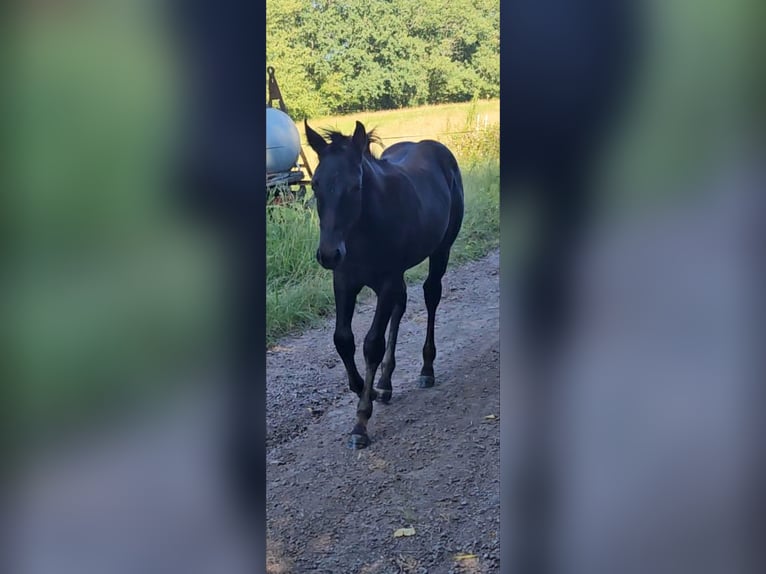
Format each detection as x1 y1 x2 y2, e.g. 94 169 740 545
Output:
266 111 499 346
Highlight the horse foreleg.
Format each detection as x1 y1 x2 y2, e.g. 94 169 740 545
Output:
349 283 395 449
333 274 364 396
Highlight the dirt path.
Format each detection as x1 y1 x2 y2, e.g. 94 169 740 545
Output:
266 251 500 573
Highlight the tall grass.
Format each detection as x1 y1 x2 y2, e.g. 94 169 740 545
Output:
266 110 499 346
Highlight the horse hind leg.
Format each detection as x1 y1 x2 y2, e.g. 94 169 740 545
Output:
375 276 407 403
419 249 450 388
418 171 462 387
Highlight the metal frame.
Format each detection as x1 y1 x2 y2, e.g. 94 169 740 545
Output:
267 66 313 181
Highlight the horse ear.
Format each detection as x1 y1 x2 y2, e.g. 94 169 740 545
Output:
305 120 327 156
351 121 367 155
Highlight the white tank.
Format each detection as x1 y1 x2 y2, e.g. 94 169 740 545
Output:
266 107 301 174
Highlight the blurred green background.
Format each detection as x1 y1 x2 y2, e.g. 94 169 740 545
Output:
5 2 224 447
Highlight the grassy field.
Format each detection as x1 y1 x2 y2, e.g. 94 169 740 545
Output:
299 100 500 171
267 100 500 346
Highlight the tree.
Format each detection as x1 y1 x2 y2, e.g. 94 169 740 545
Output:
266 0 499 117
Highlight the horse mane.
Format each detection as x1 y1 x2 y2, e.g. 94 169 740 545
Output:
320 127 383 158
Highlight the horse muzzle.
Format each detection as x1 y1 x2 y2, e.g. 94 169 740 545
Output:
316 242 346 270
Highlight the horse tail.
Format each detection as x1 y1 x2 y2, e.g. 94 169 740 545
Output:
437 143 464 200
447 153 465 243
451 162 464 200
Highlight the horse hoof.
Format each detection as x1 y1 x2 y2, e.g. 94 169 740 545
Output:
348 434 370 449
418 375 435 388
376 389 392 404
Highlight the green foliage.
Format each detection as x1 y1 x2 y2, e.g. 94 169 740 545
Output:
266 0 499 119
266 202 334 343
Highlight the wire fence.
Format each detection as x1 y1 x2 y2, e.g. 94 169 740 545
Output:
373 129 489 141
298 124 498 147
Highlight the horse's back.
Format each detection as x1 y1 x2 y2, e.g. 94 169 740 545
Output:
376 139 464 257
381 140 463 198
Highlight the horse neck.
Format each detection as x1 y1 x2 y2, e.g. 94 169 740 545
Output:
359 155 383 226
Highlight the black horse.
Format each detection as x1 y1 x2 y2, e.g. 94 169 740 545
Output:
304 120 464 449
